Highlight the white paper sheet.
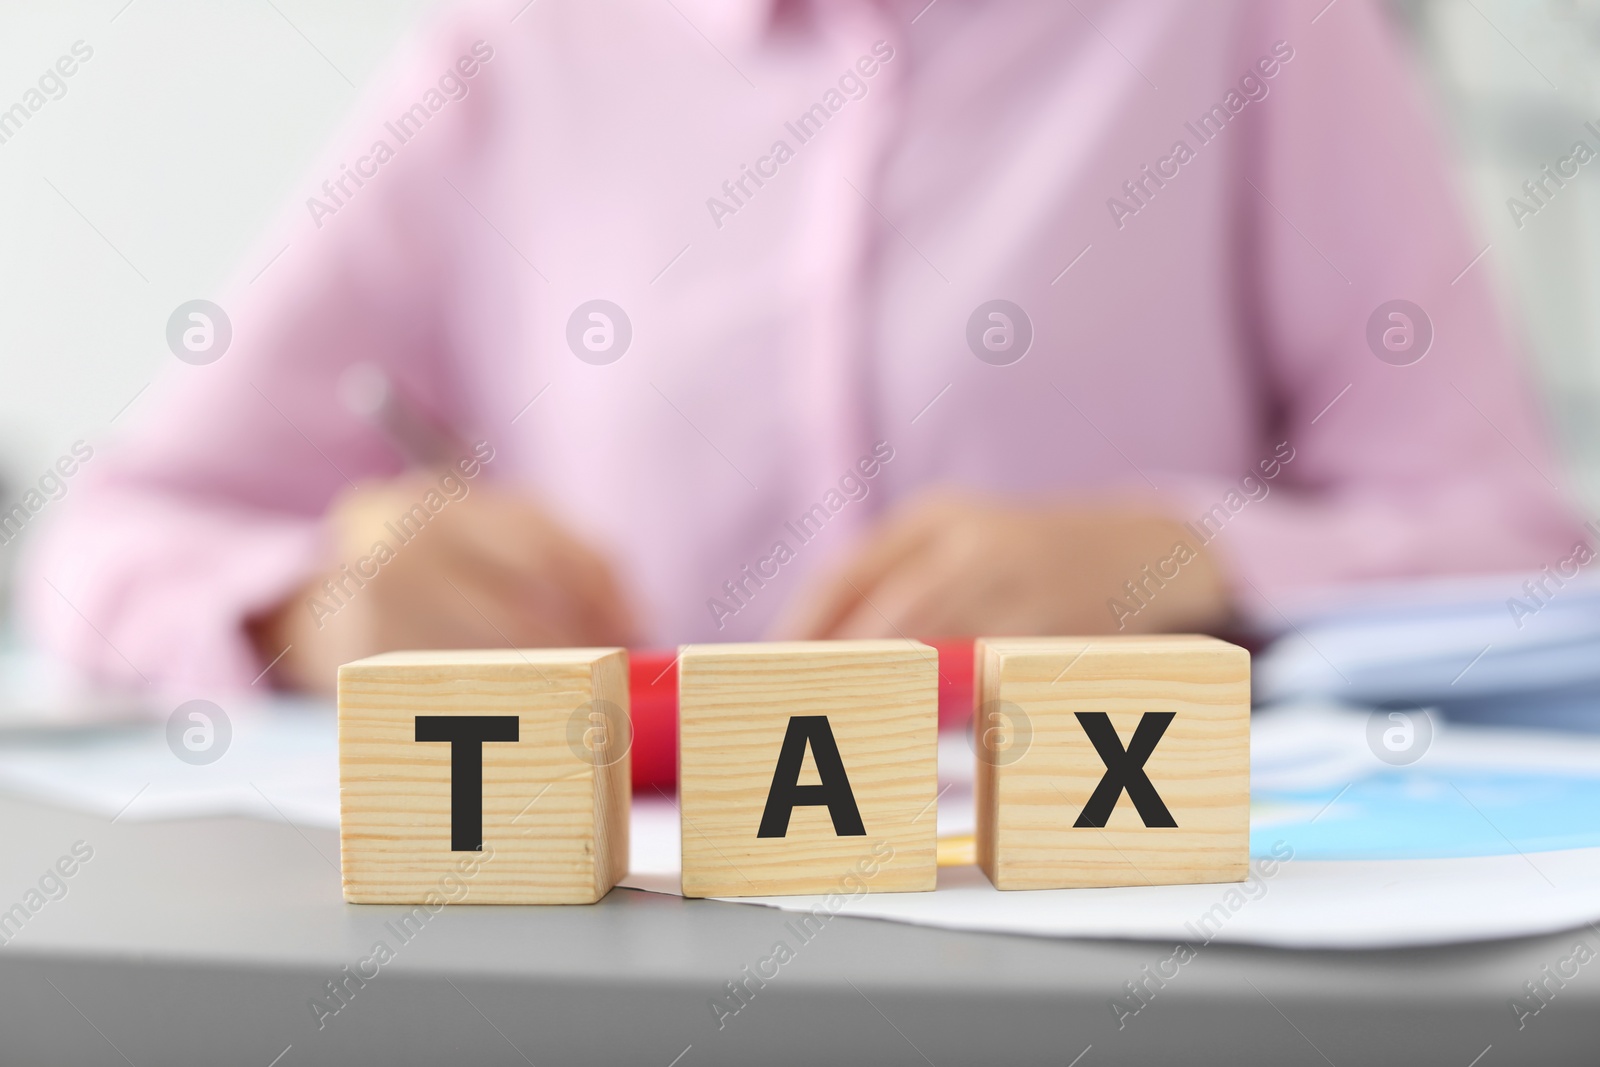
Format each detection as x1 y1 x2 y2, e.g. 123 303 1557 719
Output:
706 848 1600 950
4 703 1600 948
617 714 1600 947
0 705 338 827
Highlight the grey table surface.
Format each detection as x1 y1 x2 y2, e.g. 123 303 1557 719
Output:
0 794 1595 1067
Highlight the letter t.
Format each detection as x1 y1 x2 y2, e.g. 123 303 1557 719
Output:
414 715 520 850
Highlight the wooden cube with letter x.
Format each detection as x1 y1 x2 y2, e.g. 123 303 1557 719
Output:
974 636 1249 890
677 640 938 898
338 648 630 904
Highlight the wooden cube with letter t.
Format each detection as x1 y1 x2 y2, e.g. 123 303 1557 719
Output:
975 636 1249 890
677 640 938 898
338 648 630 904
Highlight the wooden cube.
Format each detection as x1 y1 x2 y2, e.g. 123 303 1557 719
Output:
339 648 629 904
975 636 1249 890
678 640 938 898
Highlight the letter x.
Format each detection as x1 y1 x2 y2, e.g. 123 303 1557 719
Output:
1073 712 1177 828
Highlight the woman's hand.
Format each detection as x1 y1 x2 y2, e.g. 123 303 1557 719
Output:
771 491 1231 640
252 474 637 694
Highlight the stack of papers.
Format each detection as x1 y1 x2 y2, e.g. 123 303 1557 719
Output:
1255 573 1600 730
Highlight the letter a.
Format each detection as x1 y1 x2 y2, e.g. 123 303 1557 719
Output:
757 716 866 837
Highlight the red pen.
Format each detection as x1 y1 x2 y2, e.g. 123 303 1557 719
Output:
345 372 977 788
627 638 976 791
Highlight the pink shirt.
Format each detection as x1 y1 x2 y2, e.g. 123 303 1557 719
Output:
23 0 1581 694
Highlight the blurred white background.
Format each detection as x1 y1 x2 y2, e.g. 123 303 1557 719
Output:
0 0 433 614
0 0 1598 618
1398 0 1600 512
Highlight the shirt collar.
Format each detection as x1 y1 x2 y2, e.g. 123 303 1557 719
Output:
670 0 789 50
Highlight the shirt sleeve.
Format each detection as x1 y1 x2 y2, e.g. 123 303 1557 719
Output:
17 10 505 696
1169 0 1585 624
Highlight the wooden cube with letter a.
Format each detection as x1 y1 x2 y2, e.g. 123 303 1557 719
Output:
678 640 937 898
975 636 1248 890
338 648 629 904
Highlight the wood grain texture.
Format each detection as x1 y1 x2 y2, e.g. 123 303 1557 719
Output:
678 640 938 898
338 648 629 905
974 636 1249 891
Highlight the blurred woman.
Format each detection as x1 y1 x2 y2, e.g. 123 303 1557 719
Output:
23 0 1579 695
